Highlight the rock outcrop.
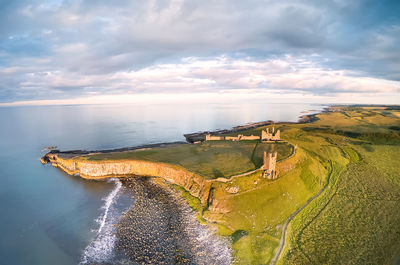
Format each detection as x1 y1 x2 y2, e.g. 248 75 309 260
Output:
42 152 214 206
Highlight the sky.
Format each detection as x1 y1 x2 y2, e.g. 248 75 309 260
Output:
0 0 399 105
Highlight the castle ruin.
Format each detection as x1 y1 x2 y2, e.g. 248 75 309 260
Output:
261 127 280 142
205 131 280 180
263 151 278 179
205 126 281 142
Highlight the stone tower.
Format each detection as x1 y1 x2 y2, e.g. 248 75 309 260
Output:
274 129 280 139
261 127 281 141
263 151 278 179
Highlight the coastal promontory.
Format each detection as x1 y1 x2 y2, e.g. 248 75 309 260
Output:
41 106 400 264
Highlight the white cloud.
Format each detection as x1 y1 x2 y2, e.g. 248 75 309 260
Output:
1 55 399 105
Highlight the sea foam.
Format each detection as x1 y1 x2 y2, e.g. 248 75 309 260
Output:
80 178 122 264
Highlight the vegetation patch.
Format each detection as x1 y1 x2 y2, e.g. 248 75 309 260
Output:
231 230 248 244
336 130 400 144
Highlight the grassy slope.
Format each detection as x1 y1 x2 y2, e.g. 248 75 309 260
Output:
277 108 400 265
81 140 292 179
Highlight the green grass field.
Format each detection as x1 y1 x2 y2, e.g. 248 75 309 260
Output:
81 140 293 179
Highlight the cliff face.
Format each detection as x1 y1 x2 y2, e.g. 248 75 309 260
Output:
42 153 213 206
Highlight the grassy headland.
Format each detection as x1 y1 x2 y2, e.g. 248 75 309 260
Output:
53 106 400 264
79 141 293 179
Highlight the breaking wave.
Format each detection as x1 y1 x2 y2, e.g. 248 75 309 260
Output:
97 179 122 234
80 178 122 264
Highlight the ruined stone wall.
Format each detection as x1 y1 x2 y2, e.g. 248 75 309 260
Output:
240 135 260 140
205 134 224 141
208 134 260 141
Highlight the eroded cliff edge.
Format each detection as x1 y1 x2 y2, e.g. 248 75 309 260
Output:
41 151 221 211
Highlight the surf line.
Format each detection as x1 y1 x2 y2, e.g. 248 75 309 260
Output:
80 178 123 265
98 178 122 233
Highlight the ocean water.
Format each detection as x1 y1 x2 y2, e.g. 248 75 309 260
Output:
0 102 325 265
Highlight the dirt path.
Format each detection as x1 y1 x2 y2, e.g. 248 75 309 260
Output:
269 160 333 265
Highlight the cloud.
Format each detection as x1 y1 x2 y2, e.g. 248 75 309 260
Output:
0 0 399 103
1 56 398 104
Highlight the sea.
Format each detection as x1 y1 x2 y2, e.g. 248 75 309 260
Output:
0 102 325 264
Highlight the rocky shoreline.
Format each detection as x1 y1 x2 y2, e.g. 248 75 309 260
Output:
116 177 193 264
115 177 231 265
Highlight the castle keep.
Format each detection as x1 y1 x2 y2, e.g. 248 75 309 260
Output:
261 127 280 141
263 151 278 179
